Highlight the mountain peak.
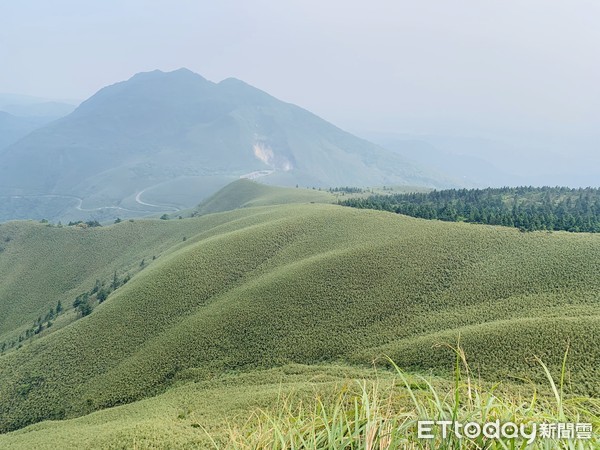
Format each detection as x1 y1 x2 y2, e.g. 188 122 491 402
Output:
129 68 208 83
71 68 215 117
218 77 245 85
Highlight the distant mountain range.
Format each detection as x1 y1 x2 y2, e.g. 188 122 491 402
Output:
0 69 455 222
0 93 78 117
0 94 77 152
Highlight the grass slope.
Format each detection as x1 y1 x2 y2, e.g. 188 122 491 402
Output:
193 178 334 215
0 218 234 343
0 365 393 449
3 362 596 449
0 200 599 435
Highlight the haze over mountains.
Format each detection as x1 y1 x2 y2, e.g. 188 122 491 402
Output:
361 131 600 189
0 93 77 118
0 112 49 153
2 68 596 225
0 69 453 223
0 94 78 152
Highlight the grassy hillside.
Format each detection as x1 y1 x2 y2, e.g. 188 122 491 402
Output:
0 217 233 344
0 199 599 436
0 365 396 449
193 179 334 215
2 362 596 449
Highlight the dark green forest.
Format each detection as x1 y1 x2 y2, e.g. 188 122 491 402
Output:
341 186 600 232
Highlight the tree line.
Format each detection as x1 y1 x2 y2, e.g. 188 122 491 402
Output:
340 186 600 232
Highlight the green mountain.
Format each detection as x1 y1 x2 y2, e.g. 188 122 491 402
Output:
0 69 452 223
0 181 598 438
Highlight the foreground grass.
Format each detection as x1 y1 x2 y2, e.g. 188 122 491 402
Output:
0 365 396 449
225 351 599 449
0 357 597 449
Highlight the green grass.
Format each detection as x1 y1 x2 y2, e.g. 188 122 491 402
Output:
0 181 599 438
193 178 334 216
0 358 597 449
0 216 243 344
0 364 383 449
226 353 599 449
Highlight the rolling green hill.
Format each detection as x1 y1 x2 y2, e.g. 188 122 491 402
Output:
0 182 599 438
0 217 234 344
193 178 334 216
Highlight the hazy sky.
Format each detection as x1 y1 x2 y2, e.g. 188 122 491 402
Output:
1 0 599 139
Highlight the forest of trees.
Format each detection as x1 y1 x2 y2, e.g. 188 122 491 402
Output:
328 186 365 194
341 186 600 232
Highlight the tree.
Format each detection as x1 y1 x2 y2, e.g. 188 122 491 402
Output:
73 292 92 316
78 303 92 317
97 288 109 303
91 279 102 294
44 308 55 322
111 271 120 291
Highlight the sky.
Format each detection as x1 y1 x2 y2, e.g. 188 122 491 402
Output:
1 0 599 144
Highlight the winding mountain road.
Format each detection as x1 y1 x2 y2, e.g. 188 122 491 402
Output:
3 192 180 214
134 188 180 212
